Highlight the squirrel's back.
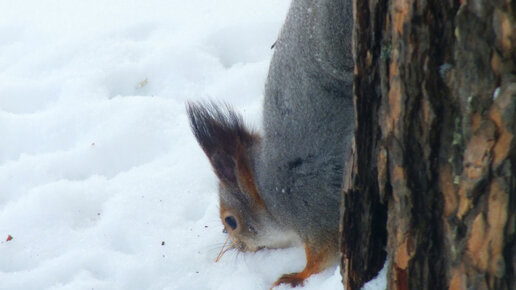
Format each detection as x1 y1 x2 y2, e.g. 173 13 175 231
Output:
256 0 354 244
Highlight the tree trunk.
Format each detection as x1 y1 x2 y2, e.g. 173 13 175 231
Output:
340 0 516 289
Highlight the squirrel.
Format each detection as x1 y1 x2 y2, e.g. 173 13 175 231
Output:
187 0 353 287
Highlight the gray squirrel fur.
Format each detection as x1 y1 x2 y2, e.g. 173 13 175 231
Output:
187 0 353 286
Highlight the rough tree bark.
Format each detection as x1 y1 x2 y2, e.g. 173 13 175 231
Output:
340 0 515 289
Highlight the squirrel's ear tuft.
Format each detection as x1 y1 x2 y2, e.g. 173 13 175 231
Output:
186 102 258 186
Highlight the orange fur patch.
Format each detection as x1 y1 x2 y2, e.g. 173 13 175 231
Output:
272 243 335 288
235 141 265 207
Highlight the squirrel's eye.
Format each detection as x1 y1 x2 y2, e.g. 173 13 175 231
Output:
224 216 238 231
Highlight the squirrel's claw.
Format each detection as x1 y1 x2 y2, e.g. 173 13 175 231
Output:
272 272 305 288
271 244 337 289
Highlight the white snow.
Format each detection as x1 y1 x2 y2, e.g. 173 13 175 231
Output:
0 0 386 289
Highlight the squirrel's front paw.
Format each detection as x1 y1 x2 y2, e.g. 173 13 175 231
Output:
272 272 305 288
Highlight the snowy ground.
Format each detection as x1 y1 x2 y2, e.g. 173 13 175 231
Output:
0 1 386 289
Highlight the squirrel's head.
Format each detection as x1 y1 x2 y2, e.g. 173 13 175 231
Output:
187 102 297 255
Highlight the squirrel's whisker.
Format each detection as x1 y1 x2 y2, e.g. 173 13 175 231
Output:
215 235 231 263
